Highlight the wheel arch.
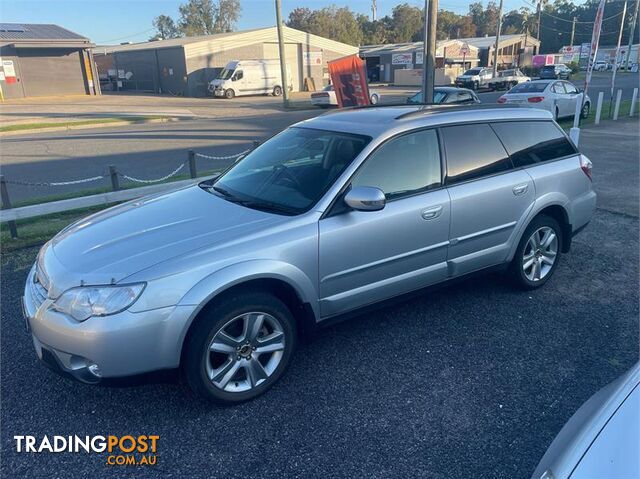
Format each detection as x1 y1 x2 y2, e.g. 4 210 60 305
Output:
178 262 319 365
508 201 572 262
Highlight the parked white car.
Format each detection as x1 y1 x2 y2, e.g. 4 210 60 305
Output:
593 60 609 72
310 84 380 108
208 59 292 99
498 80 591 120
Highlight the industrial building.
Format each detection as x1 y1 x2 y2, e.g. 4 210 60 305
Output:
0 23 99 99
94 26 358 97
361 33 540 85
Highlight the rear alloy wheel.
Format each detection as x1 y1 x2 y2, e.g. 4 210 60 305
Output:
183 292 296 404
509 215 562 289
224 89 235 99
581 102 590 119
370 93 379 105
272 85 283 96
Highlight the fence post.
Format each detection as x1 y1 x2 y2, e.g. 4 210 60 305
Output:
0 175 18 239
595 91 604 125
108 165 120 191
613 89 622 120
188 150 197 179
631 88 638 116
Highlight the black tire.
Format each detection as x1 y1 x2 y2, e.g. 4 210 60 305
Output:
272 85 283 96
581 102 590 119
224 89 235 99
183 291 297 404
509 215 563 290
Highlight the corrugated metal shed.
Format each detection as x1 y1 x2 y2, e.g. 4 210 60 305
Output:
0 23 89 42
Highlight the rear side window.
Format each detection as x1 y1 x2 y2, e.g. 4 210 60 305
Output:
441 124 511 185
491 121 577 167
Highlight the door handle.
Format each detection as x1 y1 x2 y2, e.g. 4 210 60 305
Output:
421 205 443 220
512 184 529 196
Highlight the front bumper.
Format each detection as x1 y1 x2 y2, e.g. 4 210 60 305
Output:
23 265 194 383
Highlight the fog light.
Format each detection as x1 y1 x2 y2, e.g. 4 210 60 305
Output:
87 362 102 378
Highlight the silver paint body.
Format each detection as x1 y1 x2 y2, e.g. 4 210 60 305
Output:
23 106 596 378
531 362 640 479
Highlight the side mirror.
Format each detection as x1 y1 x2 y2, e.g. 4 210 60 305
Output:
344 186 386 211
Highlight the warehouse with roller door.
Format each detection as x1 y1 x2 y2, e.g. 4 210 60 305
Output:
93 26 358 97
0 23 99 99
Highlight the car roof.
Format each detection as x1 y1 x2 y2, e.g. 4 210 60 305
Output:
295 105 553 137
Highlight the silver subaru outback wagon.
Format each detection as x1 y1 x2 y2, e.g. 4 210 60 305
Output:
23 105 596 404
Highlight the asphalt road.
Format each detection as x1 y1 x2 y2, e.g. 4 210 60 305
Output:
1 119 638 478
2 71 637 203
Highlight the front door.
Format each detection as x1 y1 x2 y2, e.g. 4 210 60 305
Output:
440 123 535 276
318 129 450 317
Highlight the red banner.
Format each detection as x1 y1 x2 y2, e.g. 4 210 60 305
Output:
327 55 370 108
583 0 607 97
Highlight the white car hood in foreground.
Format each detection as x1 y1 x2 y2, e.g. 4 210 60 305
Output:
47 185 286 292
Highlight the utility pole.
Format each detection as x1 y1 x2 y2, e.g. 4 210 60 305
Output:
536 0 542 40
492 0 504 77
570 16 577 46
624 0 639 69
275 0 289 105
421 0 430 101
372 0 377 21
610 0 628 116
423 0 438 103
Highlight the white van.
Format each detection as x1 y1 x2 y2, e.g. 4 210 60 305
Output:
208 60 293 99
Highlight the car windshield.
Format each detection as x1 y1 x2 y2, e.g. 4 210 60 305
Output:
510 82 549 93
208 128 370 215
541 65 555 71
464 68 482 75
500 70 515 76
217 68 234 80
323 85 334 92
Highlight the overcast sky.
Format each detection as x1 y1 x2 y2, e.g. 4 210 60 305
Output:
0 0 588 44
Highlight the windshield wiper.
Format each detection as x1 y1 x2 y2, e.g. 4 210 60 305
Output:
236 200 297 215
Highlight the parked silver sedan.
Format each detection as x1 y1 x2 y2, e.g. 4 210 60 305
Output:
532 362 639 479
498 80 591 120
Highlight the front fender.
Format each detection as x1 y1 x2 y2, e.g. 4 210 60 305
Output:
178 258 319 322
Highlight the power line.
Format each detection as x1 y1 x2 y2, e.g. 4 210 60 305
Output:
519 0 630 23
96 28 156 44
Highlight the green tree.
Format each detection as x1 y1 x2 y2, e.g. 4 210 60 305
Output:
287 7 313 31
390 3 423 42
214 0 241 32
151 14 181 40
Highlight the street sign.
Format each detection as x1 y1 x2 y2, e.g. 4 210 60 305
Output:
460 43 470 56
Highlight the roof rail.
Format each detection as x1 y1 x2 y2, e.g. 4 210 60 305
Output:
394 103 524 120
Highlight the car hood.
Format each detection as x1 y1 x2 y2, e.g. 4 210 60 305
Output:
49 185 287 285
210 79 226 86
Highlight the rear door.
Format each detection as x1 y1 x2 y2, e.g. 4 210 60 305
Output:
442 123 535 276
551 81 570 117
318 129 450 317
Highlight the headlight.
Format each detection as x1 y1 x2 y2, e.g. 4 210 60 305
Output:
51 283 145 322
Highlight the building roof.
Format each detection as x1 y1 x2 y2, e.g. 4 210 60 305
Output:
0 23 89 42
361 34 539 57
360 39 479 56
463 33 539 49
96 26 358 59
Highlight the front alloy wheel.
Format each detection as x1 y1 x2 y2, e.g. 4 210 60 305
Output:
206 312 285 393
183 292 296 404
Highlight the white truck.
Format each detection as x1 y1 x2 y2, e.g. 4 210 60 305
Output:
486 68 531 91
208 59 293 99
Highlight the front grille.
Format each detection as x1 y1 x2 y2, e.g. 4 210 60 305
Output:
30 265 50 310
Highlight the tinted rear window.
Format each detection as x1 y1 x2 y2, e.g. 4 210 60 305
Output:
510 82 549 93
491 121 577 167
441 124 511 185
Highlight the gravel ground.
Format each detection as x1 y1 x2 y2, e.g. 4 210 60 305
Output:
1 120 638 478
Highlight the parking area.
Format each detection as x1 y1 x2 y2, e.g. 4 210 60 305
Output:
1 118 637 478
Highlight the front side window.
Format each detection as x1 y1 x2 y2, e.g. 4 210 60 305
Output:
211 128 370 214
351 129 441 199
441 124 511 185
491 121 577 167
